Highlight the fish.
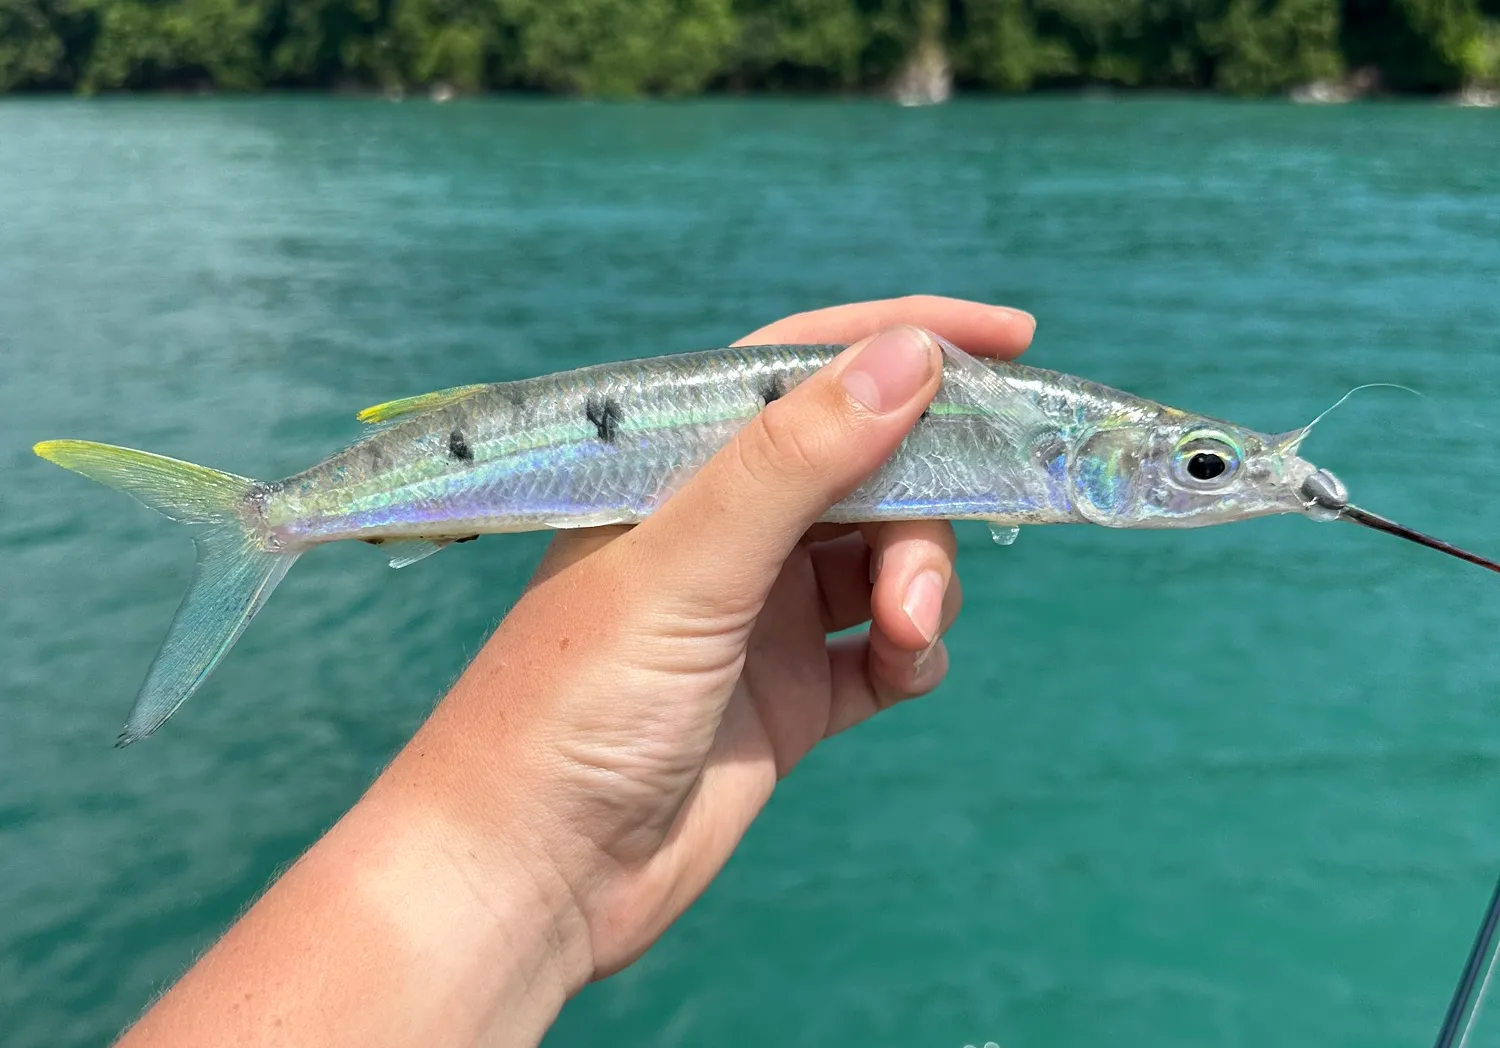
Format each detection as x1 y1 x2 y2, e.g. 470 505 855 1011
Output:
33 337 1500 746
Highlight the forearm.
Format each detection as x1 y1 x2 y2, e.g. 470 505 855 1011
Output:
116 765 584 1048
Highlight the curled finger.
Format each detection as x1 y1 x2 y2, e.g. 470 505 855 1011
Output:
824 633 949 739
864 520 961 652
808 532 874 634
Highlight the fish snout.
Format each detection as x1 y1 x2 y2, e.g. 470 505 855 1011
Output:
1299 468 1348 521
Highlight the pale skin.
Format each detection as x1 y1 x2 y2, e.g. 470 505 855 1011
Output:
115 296 1037 1047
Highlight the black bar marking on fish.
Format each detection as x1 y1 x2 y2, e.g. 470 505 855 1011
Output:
758 377 785 405
362 538 386 546
362 443 391 472
585 396 623 444
448 429 473 462
454 535 479 544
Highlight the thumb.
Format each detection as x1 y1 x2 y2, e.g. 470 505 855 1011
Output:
633 325 941 614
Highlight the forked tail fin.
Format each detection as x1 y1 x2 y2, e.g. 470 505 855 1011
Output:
32 440 299 746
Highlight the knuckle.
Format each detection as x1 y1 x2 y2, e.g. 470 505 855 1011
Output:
872 520 958 567
873 665 927 708
942 574 964 628
744 399 840 481
893 293 940 312
783 304 821 328
936 520 959 556
913 520 961 557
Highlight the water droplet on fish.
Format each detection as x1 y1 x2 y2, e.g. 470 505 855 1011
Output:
987 524 1020 546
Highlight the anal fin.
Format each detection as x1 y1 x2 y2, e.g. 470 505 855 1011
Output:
381 539 452 568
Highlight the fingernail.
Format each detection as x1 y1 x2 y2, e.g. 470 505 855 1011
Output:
999 306 1037 333
901 569 945 646
913 638 946 680
841 326 936 413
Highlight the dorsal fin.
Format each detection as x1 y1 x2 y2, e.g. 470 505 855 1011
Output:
356 384 490 424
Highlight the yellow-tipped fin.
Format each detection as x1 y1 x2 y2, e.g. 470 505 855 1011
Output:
34 439 254 524
34 437 297 744
356 384 490 424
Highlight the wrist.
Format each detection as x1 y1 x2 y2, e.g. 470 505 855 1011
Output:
379 606 680 990
354 743 597 1043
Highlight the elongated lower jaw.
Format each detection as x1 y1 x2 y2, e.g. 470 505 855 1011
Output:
1299 470 1500 575
1338 505 1500 575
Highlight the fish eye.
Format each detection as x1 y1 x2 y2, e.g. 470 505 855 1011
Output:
1187 452 1226 480
1171 434 1240 488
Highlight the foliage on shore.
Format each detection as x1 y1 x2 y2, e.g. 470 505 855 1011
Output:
2 0 1497 96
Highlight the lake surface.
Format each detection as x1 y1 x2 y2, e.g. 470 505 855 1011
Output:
2 96 1499 1048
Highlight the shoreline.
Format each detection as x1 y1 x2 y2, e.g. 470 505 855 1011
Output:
1 84 1496 106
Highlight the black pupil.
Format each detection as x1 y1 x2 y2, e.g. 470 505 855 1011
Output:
1187 451 1227 481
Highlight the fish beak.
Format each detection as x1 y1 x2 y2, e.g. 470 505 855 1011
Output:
1298 469 1500 575
1338 505 1500 575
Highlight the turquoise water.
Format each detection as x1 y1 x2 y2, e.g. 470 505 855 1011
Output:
3 97 1500 1047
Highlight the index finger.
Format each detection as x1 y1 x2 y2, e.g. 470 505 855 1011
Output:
734 295 1035 359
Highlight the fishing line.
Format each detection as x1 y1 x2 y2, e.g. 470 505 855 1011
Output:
1457 934 1500 1048
1434 869 1500 1048
1295 378 1500 448
1294 382 1425 446
1295 378 1500 1048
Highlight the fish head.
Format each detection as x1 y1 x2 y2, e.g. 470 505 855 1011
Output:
1067 412 1328 529
1060 389 1500 575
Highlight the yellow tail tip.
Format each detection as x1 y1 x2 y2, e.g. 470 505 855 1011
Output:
34 439 83 464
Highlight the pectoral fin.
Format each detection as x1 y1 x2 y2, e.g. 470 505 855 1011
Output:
932 334 1055 450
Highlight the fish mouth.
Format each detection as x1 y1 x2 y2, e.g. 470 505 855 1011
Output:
1298 468 1500 575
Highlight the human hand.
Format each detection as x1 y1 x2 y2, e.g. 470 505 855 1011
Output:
110 296 1035 1048
389 297 1035 989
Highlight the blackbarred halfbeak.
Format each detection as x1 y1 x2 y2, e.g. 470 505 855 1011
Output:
1300 469 1500 575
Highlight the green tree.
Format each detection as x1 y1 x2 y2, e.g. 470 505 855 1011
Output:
1461 17 1499 80
2 0 1496 97
0 0 68 89
863 0 947 80
389 0 498 89
495 0 738 94
952 0 1078 89
78 0 268 90
725 0 946 90
1204 0 1342 93
264 0 391 86
728 0 872 88
1341 0 1485 89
